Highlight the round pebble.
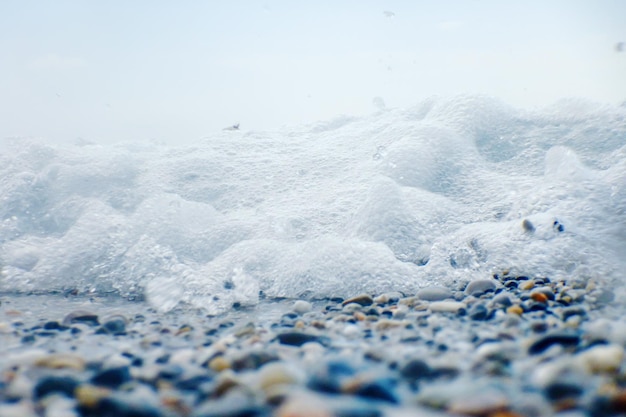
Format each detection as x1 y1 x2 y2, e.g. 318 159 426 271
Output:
293 300 313 315
465 279 497 296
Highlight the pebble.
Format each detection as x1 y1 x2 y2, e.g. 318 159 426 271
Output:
91 366 132 388
33 375 79 400
276 392 332 417
293 300 313 315
97 315 127 335
447 390 510 416
428 301 467 314
257 361 303 392
342 294 374 307
519 280 535 291
576 344 624 373
417 286 453 301
492 293 513 307
468 303 490 321
506 305 524 316
528 331 581 355
465 279 497 296
62 310 100 326
544 381 584 401
400 359 432 383
75 384 110 408
33 353 86 370
276 332 324 347
231 351 279 372
91 396 162 417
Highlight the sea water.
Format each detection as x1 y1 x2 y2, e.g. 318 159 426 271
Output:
1 95 625 314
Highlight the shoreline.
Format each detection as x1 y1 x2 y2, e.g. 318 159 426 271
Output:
1 274 625 417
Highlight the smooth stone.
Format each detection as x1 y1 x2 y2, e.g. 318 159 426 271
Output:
276 392 331 417
577 344 624 373
342 294 374 307
293 300 313 315
342 324 361 339
468 303 490 321
94 397 162 417
75 384 110 408
34 353 86 371
257 361 303 392
428 301 467 314
400 359 432 382
97 316 127 335
544 381 584 401
447 390 509 416
373 292 402 305
91 366 132 389
342 303 364 314
276 332 324 347
350 379 399 404
465 279 497 296
492 293 512 307
528 331 581 355
43 321 69 331
62 310 100 326
417 286 453 302
33 376 79 400
232 351 280 372
209 356 232 372
531 287 555 301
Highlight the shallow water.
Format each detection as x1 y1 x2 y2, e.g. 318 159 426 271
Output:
1 95 625 313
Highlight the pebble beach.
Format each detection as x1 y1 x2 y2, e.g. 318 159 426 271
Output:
2 272 625 417
2 96 625 417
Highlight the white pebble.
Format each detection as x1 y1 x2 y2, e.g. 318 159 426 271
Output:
576 344 624 374
429 301 466 313
293 300 312 315
342 324 361 339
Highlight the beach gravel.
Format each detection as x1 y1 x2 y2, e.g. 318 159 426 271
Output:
1 272 625 416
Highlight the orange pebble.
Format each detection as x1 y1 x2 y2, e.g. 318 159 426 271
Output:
530 292 549 303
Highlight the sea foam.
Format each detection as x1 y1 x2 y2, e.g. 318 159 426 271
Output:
1 95 625 313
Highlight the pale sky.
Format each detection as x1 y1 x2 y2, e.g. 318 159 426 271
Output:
1 1 625 144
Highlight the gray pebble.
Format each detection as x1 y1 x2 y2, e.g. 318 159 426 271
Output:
417 286 453 301
492 293 512 307
62 310 100 326
468 303 490 321
465 279 497 296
